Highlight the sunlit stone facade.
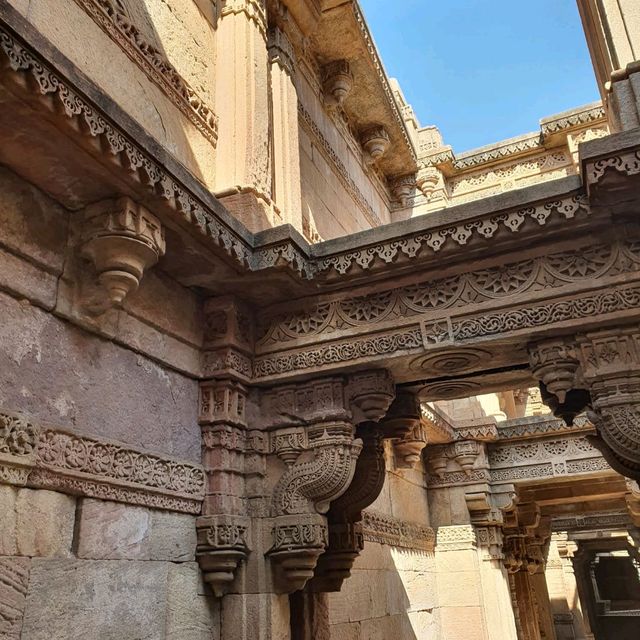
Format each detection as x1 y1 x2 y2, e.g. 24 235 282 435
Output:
1 1 640 639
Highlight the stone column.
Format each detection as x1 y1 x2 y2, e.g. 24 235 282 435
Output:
555 534 591 640
214 0 273 230
268 26 302 231
577 0 640 131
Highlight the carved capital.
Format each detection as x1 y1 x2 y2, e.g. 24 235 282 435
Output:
268 514 328 593
360 125 390 165
196 515 251 597
393 420 427 469
80 197 165 307
346 370 395 424
199 379 247 427
322 60 353 109
268 26 295 75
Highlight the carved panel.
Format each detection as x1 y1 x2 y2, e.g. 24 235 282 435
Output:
0 410 204 513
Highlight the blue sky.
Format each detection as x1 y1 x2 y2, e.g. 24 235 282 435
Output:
359 0 600 152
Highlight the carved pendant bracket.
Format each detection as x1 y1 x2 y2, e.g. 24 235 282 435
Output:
196 515 251 597
268 514 328 593
80 197 165 308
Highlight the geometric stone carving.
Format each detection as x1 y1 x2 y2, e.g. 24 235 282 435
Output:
80 197 165 307
322 60 353 109
360 125 390 165
196 515 250 597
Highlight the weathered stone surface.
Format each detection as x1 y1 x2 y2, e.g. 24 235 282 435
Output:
166 563 218 639
0 486 75 557
0 166 68 274
20 559 218 640
0 247 58 310
0 557 30 639
0 290 200 462
221 594 290 640
76 499 197 561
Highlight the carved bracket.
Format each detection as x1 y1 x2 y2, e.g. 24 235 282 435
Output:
80 197 165 308
196 515 251 597
322 60 353 109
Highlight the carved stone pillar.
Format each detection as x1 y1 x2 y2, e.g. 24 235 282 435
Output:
268 26 302 230
554 533 590 640
197 297 259 596
214 0 273 230
263 370 395 593
577 0 640 131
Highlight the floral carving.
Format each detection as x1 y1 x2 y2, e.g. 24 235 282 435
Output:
0 414 37 456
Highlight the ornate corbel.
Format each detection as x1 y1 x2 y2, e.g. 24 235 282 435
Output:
389 174 417 207
360 125 390 165
387 390 425 468
415 165 448 203
575 329 640 480
451 440 482 476
346 370 395 425
529 339 580 404
267 423 363 592
196 515 251 597
322 60 353 109
79 197 165 309
529 338 590 424
308 428 386 592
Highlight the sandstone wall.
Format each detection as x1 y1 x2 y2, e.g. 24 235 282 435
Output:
327 442 437 640
297 75 392 241
1 488 217 640
0 167 214 638
8 0 218 188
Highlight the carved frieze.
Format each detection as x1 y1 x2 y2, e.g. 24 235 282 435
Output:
0 410 205 513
